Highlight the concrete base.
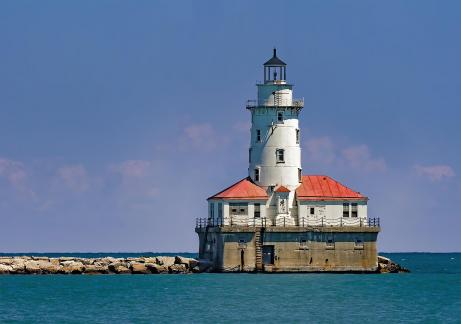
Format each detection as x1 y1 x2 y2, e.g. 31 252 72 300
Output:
196 226 380 273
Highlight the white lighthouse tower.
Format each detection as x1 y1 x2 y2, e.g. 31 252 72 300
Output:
247 49 304 224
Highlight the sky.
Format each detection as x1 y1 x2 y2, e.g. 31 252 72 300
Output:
0 0 460 252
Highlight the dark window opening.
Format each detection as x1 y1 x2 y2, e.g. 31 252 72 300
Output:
277 112 283 121
351 203 358 217
254 168 260 182
343 203 350 217
256 129 261 142
254 203 261 218
276 149 285 163
296 129 300 144
310 207 315 215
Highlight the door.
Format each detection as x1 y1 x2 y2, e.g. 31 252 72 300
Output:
262 245 274 265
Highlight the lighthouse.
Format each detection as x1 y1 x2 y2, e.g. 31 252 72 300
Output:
196 50 380 273
248 48 303 225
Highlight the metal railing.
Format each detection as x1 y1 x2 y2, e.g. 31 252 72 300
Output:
195 217 380 229
245 98 304 108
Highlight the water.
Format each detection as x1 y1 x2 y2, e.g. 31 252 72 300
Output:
0 253 460 323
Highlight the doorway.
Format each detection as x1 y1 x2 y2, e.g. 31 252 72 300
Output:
262 245 275 265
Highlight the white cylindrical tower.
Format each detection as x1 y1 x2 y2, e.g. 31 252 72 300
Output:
247 49 304 191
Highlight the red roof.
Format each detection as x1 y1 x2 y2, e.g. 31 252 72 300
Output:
296 175 367 201
275 185 290 193
208 177 268 200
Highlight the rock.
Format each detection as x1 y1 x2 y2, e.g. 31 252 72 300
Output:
0 264 12 274
31 256 50 261
130 262 149 274
9 259 26 274
25 261 44 274
59 257 76 261
377 256 410 274
84 263 109 274
378 256 391 265
127 257 145 263
191 266 201 273
175 256 199 269
40 262 62 274
0 258 15 265
98 257 118 265
143 257 157 264
168 264 187 274
61 261 85 274
146 263 168 274
109 263 131 274
155 256 175 267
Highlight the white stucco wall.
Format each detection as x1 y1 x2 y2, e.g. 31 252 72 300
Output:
298 200 368 226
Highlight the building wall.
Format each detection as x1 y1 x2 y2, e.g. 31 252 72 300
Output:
196 227 379 272
298 200 368 226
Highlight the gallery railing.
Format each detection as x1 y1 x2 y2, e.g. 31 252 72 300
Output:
245 98 304 109
195 217 380 229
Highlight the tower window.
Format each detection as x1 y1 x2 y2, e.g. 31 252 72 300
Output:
276 149 285 163
310 207 315 215
298 168 302 182
351 203 358 217
249 148 252 163
277 112 283 122
254 168 260 181
256 129 261 142
343 203 350 217
296 129 300 144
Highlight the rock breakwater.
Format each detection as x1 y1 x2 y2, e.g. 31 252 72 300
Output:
0 255 408 274
0 256 211 275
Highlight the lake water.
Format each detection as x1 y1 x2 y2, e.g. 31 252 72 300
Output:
0 253 460 323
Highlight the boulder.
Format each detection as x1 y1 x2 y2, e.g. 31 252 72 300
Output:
377 256 410 274
81 259 95 265
175 256 199 269
155 256 175 267
98 257 118 265
130 262 149 274
378 256 391 265
0 258 15 265
31 256 50 261
191 266 201 273
84 263 109 274
9 259 26 274
142 257 157 264
25 261 45 274
168 264 187 274
61 261 85 274
109 263 131 274
39 262 62 274
127 257 145 263
146 263 168 274
0 264 12 274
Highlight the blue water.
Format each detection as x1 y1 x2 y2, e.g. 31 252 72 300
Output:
0 253 460 323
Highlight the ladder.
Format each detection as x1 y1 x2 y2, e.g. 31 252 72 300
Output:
255 228 264 271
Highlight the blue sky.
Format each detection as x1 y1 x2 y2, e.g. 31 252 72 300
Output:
0 0 459 252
